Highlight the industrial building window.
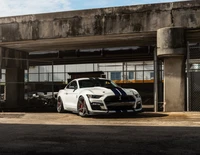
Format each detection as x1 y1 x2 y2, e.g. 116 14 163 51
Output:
111 72 121 80
150 72 154 79
129 71 134 79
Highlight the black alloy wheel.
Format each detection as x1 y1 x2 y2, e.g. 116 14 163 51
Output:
77 96 89 117
57 97 65 113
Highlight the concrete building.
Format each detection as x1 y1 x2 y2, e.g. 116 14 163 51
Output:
0 1 200 111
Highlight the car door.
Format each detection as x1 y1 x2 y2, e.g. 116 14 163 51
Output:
63 80 78 111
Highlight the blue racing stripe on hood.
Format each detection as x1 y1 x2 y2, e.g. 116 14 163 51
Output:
110 88 120 96
116 87 127 96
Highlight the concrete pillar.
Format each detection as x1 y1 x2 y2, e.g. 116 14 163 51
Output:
157 27 186 112
0 47 27 109
6 68 25 108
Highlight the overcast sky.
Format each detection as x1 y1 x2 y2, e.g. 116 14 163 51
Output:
0 0 186 17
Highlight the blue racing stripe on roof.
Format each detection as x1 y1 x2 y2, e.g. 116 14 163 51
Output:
116 87 127 96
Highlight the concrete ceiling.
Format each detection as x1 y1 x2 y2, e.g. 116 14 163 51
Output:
0 32 156 52
0 29 199 66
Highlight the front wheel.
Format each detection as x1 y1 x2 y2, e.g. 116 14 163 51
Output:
77 96 89 117
57 97 65 113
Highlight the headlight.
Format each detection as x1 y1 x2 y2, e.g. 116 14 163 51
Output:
87 94 103 99
134 94 141 98
131 90 141 98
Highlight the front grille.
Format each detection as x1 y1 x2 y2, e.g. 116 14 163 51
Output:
104 95 135 105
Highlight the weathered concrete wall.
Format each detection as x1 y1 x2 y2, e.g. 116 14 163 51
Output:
0 1 199 42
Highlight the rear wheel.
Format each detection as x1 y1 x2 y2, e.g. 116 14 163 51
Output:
57 97 65 113
77 96 89 117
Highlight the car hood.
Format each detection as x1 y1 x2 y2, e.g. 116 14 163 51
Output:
85 87 133 96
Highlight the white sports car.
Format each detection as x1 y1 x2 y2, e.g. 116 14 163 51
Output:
57 77 142 117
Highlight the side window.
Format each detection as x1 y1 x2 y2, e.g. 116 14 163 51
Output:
66 81 77 89
79 80 94 88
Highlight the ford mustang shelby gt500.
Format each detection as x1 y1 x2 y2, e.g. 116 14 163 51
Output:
57 77 142 117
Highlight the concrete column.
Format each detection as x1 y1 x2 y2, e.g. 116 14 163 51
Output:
157 27 186 112
6 68 25 108
0 47 28 109
0 48 2 79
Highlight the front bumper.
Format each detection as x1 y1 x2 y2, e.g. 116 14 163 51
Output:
87 95 142 114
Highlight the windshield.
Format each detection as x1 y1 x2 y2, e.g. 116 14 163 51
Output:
78 79 118 88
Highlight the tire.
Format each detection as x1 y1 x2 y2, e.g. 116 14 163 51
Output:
77 96 89 117
57 97 65 113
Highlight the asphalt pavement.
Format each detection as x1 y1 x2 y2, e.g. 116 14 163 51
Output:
0 112 200 155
